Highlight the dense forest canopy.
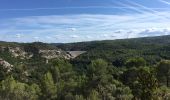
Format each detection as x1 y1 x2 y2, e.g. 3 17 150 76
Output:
56 35 170 67
0 35 170 99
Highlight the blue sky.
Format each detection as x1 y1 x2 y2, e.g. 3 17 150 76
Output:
0 0 170 43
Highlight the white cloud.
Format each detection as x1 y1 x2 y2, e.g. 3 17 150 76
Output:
1 11 170 42
102 34 109 38
54 35 60 39
15 34 22 38
110 35 116 37
114 31 122 34
137 28 170 37
70 35 79 38
33 36 39 39
46 36 52 39
159 0 170 5
86 35 92 39
69 28 77 32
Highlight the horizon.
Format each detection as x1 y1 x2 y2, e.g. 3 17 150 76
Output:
0 34 169 44
1 0 170 43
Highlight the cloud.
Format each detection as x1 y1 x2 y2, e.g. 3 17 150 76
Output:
54 35 60 39
70 35 79 38
110 35 116 37
1 11 170 42
0 6 169 12
69 28 77 32
86 35 92 39
114 30 124 34
138 28 170 37
0 6 132 11
102 34 109 38
127 31 133 34
33 36 39 39
159 0 170 5
15 34 22 38
46 36 52 39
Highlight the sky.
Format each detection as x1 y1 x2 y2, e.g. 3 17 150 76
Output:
0 0 170 43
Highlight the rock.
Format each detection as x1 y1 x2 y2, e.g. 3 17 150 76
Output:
0 46 33 59
39 49 71 60
0 46 85 61
0 58 13 72
8 47 33 59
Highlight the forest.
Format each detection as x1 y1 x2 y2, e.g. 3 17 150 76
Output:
0 35 170 100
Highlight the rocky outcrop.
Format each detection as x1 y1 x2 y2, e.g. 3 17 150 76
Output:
39 49 71 60
0 46 85 61
8 47 33 59
0 46 33 59
0 58 13 72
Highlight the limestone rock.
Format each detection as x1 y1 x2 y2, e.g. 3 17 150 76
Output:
0 58 13 72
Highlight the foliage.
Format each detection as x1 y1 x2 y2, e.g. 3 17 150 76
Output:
0 76 41 100
1 36 170 99
125 57 146 68
157 60 170 87
153 86 170 100
134 67 158 100
41 71 57 100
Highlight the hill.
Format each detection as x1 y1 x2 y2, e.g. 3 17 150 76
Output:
0 35 170 99
55 35 170 66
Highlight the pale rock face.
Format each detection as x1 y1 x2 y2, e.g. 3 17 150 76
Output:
8 47 33 59
39 49 71 60
0 46 72 60
0 58 13 72
0 46 33 59
0 45 86 70
0 46 86 61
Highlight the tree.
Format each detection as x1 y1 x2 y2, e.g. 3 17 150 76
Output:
41 72 57 100
74 95 85 100
86 59 108 90
134 67 158 100
97 80 133 100
24 44 40 58
153 86 170 100
50 59 77 99
125 57 146 68
87 90 101 100
157 60 170 87
51 59 74 82
86 59 133 100
0 76 41 100
121 67 138 86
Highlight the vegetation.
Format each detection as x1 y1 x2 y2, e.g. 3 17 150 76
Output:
0 35 170 99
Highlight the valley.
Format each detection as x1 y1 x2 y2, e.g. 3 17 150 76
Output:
0 35 170 100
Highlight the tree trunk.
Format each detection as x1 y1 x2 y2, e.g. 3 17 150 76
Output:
167 76 169 87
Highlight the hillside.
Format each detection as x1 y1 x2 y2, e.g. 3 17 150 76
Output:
0 42 73 71
0 35 170 99
1 35 170 67
55 35 170 66
55 35 170 50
